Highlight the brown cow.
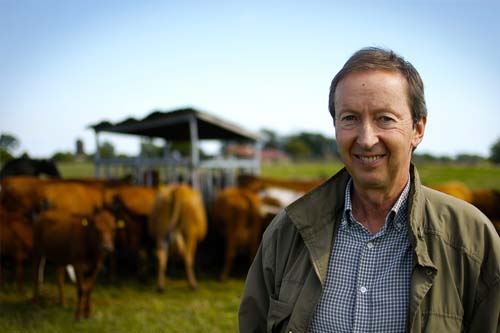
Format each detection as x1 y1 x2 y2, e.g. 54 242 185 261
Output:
32 209 116 320
0 205 33 292
211 187 263 281
149 184 207 291
37 181 104 215
0 176 44 215
471 189 500 235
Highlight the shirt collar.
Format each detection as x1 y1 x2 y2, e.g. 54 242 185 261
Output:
342 175 411 230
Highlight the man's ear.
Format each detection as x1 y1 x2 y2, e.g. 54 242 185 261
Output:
412 116 426 148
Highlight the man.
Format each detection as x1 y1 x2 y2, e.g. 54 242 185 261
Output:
239 47 500 332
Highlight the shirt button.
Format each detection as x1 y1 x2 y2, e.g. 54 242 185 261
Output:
366 242 374 249
360 286 368 293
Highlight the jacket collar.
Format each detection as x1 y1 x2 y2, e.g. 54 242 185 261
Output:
407 165 436 269
285 168 350 285
285 164 436 285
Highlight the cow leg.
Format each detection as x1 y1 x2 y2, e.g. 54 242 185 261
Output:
56 266 66 307
156 246 168 292
109 252 117 284
74 268 85 321
31 254 43 303
220 234 237 281
15 254 25 293
84 284 93 318
184 237 198 290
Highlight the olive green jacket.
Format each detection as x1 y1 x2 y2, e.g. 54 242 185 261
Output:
239 166 500 333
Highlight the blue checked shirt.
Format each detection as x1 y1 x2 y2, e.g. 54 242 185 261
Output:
309 177 413 333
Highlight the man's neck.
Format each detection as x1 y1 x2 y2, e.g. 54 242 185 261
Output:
350 182 407 234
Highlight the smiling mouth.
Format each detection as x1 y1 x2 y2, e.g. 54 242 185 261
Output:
355 154 385 162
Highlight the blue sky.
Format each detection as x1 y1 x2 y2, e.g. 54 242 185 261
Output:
1 0 499 158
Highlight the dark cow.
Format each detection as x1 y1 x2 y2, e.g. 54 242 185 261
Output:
0 206 33 292
149 184 207 291
104 185 157 279
32 209 116 320
471 189 500 235
0 158 60 180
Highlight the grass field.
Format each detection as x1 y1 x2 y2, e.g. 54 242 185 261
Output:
2 160 499 331
58 160 500 189
0 276 243 333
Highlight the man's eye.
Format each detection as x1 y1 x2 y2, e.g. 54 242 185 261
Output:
380 116 395 123
342 115 356 122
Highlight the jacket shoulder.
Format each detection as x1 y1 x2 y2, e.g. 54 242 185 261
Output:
421 186 500 263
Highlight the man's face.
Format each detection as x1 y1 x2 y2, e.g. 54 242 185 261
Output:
334 70 426 194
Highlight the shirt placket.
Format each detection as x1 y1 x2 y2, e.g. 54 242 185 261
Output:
352 225 380 332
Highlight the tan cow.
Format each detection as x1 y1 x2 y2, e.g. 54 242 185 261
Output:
211 187 263 281
32 209 116 320
149 184 207 291
428 181 473 203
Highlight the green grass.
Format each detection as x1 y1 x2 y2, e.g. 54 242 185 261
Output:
413 162 500 189
0 277 244 332
58 161 95 179
59 160 500 190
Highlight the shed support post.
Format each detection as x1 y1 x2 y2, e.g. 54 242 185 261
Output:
94 131 101 178
254 139 263 175
189 115 199 189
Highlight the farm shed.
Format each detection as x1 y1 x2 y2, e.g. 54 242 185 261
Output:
89 108 262 201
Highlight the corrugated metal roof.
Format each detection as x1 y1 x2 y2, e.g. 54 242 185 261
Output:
89 108 260 141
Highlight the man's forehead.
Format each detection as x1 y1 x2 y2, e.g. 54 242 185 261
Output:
334 70 410 113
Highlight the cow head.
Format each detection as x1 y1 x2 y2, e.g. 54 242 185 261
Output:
91 209 116 253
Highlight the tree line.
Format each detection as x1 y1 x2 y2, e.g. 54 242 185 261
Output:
1 132 500 165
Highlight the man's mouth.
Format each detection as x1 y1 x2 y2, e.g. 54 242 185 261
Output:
355 154 385 162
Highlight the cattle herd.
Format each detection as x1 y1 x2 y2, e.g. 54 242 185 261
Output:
1 169 499 320
0 170 319 320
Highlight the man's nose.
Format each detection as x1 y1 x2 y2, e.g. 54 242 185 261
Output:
356 121 379 149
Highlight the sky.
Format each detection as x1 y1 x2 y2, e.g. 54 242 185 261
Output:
1 0 499 158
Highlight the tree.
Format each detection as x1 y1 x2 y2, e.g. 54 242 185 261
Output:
285 137 310 160
455 154 485 165
52 151 74 162
490 137 500 164
284 132 338 160
0 133 20 163
260 128 282 149
0 133 19 152
0 148 13 164
140 138 164 158
99 141 115 158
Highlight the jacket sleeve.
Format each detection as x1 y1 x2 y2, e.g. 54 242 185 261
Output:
466 278 500 332
467 230 500 333
466 221 500 333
